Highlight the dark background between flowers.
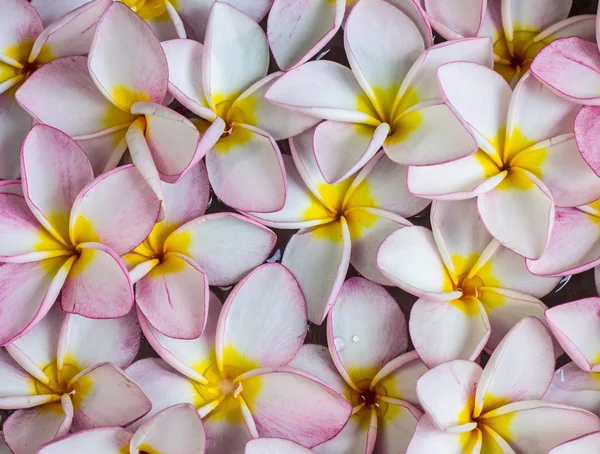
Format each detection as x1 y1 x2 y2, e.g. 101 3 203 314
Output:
1 0 599 432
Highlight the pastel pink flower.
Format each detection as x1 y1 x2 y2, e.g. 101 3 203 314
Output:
407 317 600 453
122 161 277 339
409 65 600 259
266 0 492 183
126 263 352 453
0 0 110 179
16 2 215 211
377 198 560 367
0 124 160 345
38 403 205 453
420 0 596 85
247 126 429 324
0 305 150 454
289 277 429 453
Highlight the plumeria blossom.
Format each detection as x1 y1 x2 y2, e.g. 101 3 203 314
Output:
0 125 160 345
0 0 110 179
407 317 600 453
266 0 492 184
377 198 560 367
288 278 429 453
266 0 432 72
126 264 352 453
16 3 215 209
247 126 429 324
160 2 320 213
418 0 596 85
543 297 600 416
0 306 150 454
38 403 206 453
409 65 600 259
123 161 277 339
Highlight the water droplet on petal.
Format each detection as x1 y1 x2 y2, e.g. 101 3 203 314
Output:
352 334 362 343
334 337 346 352
267 248 282 263
218 285 233 292
554 275 571 293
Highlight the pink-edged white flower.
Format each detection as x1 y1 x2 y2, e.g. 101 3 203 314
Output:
160 2 320 213
419 0 596 85
551 431 600 454
0 125 160 345
543 297 600 416
266 0 492 184
266 0 432 72
247 126 429 324
289 277 429 453
0 0 110 179
410 65 600 259
126 264 352 453
0 306 150 454
407 317 600 454
16 3 214 209
38 403 205 453
246 438 314 454
122 161 277 339
377 198 560 367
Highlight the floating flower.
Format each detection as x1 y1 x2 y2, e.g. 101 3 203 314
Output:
247 126 428 324
0 306 150 454
409 66 600 259
378 198 560 367
0 0 110 179
38 403 205 453
0 125 160 345
161 2 320 212
289 277 428 453
126 263 352 452
420 0 596 85
266 0 491 183
16 2 216 210
407 317 600 453
123 161 277 339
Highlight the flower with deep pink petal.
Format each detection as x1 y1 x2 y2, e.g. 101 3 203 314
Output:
247 126 429 324
0 0 110 179
289 277 429 453
0 306 150 454
126 263 352 453
266 0 492 183
421 0 596 85
0 124 160 345
377 198 560 367
38 403 205 453
409 65 600 259
407 317 600 453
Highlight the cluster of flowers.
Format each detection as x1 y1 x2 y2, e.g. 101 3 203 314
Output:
2 0 600 452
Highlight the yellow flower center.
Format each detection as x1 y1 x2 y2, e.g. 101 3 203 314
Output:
34 363 80 396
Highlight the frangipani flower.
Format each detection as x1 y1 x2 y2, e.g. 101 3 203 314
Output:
0 125 160 345
126 264 352 452
247 126 429 324
16 3 215 207
409 65 600 259
161 2 319 212
0 0 110 179
266 0 432 71
123 161 277 339
419 0 596 85
0 306 150 454
289 278 429 453
38 403 206 453
377 198 560 367
551 432 600 454
543 297 600 415
267 0 493 184
407 317 600 454
246 438 313 454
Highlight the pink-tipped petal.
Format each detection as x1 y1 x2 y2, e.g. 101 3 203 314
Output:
543 362 600 414
0 91 32 180
161 160 210 225
88 3 168 110
246 438 313 454
327 277 408 386
206 125 286 213
61 243 133 318
216 263 307 375
37 427 132 454
165 212 276 286
30 0 88 26
551 432 600 454
575 106 600 177
424 0 485 39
